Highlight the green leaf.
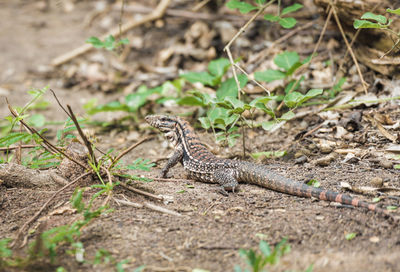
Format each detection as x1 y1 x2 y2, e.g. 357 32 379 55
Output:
274 51 299 71
226 0 258 14
264 14 280 22
285 61 303 76
283 91 303 108
394 164 400 169
279 110 295 120
387 8 400 15
181 71 215 86
353 19 383 29
284 78 303 94
224 96 245 110
281 3 303 15
259 240 271 256
254 69 286 82
177 96 205 106
119 38 129 45
279 17 297 28
345 232 357 241
216 74 248 99
249 96 277 107
86 36 103 48
104 35 116 50
387 206 398 210
198 117 211 129
261 120 282 131
208 58 231 78
361 12 387 24
372 197 381 203
307 179 320 187
125 93 148 112
28 114 46 127
304 88 323 99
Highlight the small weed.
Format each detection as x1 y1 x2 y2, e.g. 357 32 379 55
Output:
306 179 320 188
354 9 400 57
86 35 129 51
234 238 292 272
345 232 357 241
227 0 303 29
234 238 313 272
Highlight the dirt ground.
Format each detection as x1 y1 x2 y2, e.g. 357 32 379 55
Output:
1 1 400 272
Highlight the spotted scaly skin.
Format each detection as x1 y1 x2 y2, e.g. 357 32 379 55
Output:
145 114 393 217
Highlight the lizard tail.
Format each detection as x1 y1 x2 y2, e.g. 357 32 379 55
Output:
238 162 391 216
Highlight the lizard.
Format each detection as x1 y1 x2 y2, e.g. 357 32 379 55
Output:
145 114 396 218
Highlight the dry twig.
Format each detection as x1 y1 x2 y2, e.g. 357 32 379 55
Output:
223 0 275 99
114 198 182 216
51 0 171 66
118 182 163 201
11 172 92 248
329 1 368 94
108 136 153 170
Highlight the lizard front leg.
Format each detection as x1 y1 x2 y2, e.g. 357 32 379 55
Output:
160 145 183 178
213 168 239 195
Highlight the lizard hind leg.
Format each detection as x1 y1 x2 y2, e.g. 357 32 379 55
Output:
213 168 239 195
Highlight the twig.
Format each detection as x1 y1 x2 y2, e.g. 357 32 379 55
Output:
113 197 142 208
233 63 270 95
224 0 276 99
67 105 97 166
301 122 325 139
114 198 182 216
192 0 211 11
276 7 333 112
51 89 109 157
51 0 171 66
330 1 368 94
50 89 71 117
118 182 163 201
151 177 193 183
0 145 37 151
143 202 182 217
247 20 315 72
108 136 153 170
7 99 88 170
11 172 92 248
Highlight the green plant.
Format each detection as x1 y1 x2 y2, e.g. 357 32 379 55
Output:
179 56 322 146
84 79 184 117
234 238 290 272
86 35 129 51
234 238 313 272
354 9 400 56
227 0 303 29
29 187 112 263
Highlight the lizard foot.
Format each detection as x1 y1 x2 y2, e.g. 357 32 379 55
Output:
217 186 229 196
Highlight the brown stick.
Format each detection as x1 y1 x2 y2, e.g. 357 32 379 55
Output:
276 8 333 112
114 198 182 216
330 1 368 94
11 172 92 248
108 136 153 170
6 99 88 170
0 145 37 151
51 0 172 66
67 105 97 166
118 182 163 201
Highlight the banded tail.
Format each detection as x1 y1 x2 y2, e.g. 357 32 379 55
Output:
237 162 391 216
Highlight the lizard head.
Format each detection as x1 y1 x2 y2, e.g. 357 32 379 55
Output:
145 114 181 145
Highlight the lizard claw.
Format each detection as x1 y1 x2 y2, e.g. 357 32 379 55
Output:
218 186 229 196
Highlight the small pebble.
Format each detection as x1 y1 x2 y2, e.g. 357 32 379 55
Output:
370 177 383 188
295 155 308 164
379 159 393 169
